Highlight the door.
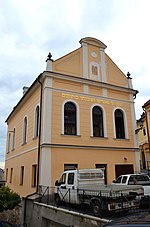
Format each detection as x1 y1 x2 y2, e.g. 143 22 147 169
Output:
58 172 77 203
115 164 134 178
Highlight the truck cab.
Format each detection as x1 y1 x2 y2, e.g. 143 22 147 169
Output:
55 170 79 204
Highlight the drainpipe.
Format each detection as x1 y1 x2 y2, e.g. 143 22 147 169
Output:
23 75 43 227
36 76 43 192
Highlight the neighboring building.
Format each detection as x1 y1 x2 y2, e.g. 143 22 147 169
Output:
137 100 150 172
0 168 5 186
5 37 139 197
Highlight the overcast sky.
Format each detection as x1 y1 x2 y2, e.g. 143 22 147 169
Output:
0 0 150 168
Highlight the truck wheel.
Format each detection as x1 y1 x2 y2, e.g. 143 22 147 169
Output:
55 194 61 206
92 200 102 217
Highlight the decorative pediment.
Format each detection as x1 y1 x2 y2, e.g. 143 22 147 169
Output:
79 37 107 49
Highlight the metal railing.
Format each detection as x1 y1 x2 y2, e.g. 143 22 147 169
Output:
36 185 141 218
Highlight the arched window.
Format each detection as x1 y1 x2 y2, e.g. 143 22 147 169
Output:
7 133 11 153
23 117 27 144
12 128 15 150
64 102 77 135
115 109 125 139
34 106 40 137
92 106 104 137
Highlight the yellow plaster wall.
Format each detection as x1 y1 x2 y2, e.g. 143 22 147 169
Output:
108 89 129 101
6 87 40 155
106 55 128 87
5 87 41 196
51 147 136 186
88 85 103 96
51 89 135 149
53 48 83 77
5 148 38 197
52 78 83 93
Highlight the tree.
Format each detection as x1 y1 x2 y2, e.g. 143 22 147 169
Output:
0 186 21 212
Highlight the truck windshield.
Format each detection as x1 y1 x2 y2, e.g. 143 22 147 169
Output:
59 173 66 184
115 176 122 183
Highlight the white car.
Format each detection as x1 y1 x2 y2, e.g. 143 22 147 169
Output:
112 174 150 195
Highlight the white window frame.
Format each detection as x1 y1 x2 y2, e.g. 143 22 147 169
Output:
7 132 11 153
34 105 40 138
90 104 107 137
113 107 128 139
12 127 16 150
23 116 28 144
62 99 80 136
90 61 100 80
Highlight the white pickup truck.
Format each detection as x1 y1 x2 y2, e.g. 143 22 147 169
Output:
112 174 150 196
55 169 144 216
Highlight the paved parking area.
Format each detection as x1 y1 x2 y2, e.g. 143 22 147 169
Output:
108 209 150 225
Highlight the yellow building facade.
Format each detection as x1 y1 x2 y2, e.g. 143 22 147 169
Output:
137 100 150 171
5 37 140 197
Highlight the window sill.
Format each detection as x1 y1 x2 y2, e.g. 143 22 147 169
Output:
22 142 27 146
90 136 108 139
61 134 81 137
113 138 130 141
33 136 39 140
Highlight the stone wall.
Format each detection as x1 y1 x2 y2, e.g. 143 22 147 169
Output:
22 197 110 227
0 203 22 225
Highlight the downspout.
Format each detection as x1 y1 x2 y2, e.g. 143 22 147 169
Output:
23 75 43 227
36 76 43 192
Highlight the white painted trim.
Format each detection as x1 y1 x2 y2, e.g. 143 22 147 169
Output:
22 115 28 144
62 99 80 135
90 61 100 80
7 132 11 153
90 103 107 137
100 48 107 82
42 77 52 144
128 78 133 89
40 147 52 187
12 127 16 150
82 43 88 79
102 88 108 97
46 60 53 71
112 107 128 139
45 72 136 95
5 146 38 160
33 104 40 138
83 84 89 94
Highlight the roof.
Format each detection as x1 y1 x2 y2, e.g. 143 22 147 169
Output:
79 37 107 49
143 99 150 108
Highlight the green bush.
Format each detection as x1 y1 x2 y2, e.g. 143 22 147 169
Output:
0 185 21 212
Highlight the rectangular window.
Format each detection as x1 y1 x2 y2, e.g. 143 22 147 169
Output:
20 166 24 185
32 165 37 187
10 168 13 183
64 164 78 171
6 168 8 182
